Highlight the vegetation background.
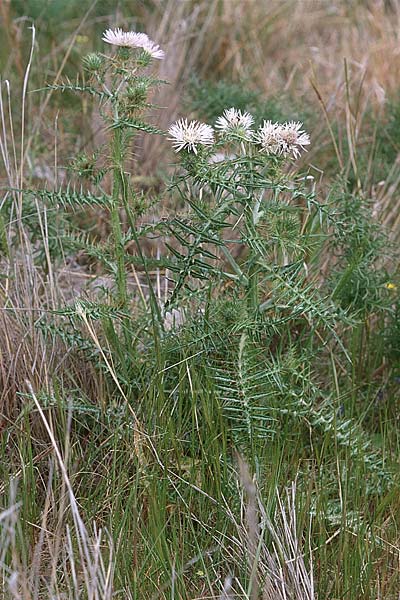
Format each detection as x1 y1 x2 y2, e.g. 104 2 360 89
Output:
1 1 400 598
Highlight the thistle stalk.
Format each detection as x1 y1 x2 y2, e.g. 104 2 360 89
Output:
111 127 128 307
245 149 260 321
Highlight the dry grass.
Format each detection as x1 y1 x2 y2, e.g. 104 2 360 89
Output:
126 0 400 177
2 1 398 182
132 0 400 102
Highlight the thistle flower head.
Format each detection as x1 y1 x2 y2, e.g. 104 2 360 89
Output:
254 120 310 159
254 120 283 155
168 119 215 154
215 107 254 140
102 28 149 48
82 52 104 73
140 38 165 60
102 28 165 59
278 121 310 158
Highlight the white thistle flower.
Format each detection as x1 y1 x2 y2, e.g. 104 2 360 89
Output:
278 121 310 158
254 120 283 155
102 28 149 48
140 38 165 60
215 107 254 140
102 29 164 59
254 120 310 158
168 119 215 154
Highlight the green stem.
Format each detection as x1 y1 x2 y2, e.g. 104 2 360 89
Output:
118 167 165 368
245 153 260 319
111 128 128 306
247 258 259 318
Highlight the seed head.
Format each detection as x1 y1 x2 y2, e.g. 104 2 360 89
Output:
140 38 165 60
254 120 310 158
102 28 164 60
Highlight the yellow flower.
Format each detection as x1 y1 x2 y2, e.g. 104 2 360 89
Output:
385 282 397 290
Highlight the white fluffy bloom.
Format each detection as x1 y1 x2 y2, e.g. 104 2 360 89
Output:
278 121 310 158
168 119 215 154
254 120 283 155
102 28 149 48
215 107 254 140
102 28 165 59
140 38 165 60
254 120 310 158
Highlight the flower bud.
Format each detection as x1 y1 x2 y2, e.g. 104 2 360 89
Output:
82 52 104 73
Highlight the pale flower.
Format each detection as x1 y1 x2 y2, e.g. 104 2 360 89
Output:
140 38 165 60
168 119 215 154
215 107 254 140
254 120 310 158
254 120 283 155
102 28 149 48
102 29 165 59
278 121 310 158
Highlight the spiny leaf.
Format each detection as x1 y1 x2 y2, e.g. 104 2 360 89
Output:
42 82 108 99
22 187 113 211
111 118 164 135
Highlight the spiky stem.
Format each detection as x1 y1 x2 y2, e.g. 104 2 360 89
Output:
111 127 128 306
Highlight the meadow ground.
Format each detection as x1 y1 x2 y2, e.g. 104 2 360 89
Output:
1 1 400 598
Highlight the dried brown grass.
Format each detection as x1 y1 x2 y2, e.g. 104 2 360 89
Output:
144 1 400 104
0 26 104 420
126 0 400 186
3 1 400 180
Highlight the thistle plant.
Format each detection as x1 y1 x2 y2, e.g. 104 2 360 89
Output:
167 109 312 324
28 39 391 491
165 108 393 493
165 111 316 439
43 28 166 307
99 29 164 306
